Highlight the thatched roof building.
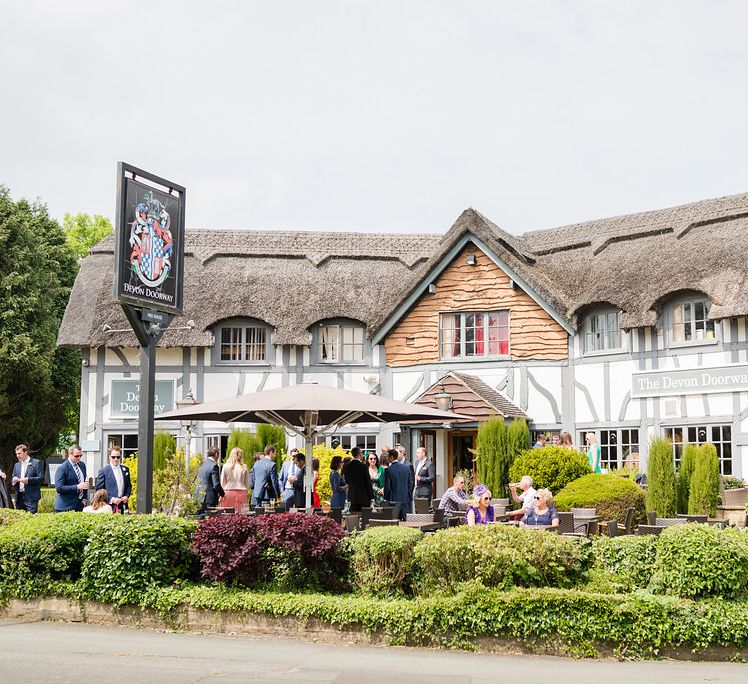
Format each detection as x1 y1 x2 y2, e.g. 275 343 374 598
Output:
58 191 748 349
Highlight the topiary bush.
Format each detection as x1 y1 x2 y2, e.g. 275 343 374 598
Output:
508 446 591 495
80 515 198 605
345 526 422 596
475 415 507 498
413 524 591 594
650 523 748 599
646 438 676 516
675 444 698 514
688 444 720 516
0 513 110 598
590 534 658 592
555 473 646 524
191 513 347 591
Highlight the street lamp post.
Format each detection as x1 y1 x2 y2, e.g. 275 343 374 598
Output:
175 389 199 471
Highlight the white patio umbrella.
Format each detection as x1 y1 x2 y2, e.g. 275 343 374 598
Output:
157 382 467 507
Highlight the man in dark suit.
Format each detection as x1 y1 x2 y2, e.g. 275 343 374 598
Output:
384 448 414 520
95 446 132 513
11 444 44 513
196 447 225 510
250 445 281 507
413 447 436 500
342 446 373 513
54 445 89 512
291 453 306 508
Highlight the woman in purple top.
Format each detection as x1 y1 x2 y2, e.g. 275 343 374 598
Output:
466 484 495 526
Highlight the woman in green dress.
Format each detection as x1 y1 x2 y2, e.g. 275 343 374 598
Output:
366 452 386 504
585 432 602 473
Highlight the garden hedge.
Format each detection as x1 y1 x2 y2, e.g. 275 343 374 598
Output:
555 473 646 524
508 446 591 495
590 534 658 592
191 513 346 591
413 524 591 593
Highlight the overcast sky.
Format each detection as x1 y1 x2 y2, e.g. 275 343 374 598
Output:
2 1 747 235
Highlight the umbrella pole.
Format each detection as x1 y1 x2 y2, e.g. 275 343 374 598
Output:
304 431 313 509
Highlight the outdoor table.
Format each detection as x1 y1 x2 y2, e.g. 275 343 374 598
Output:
707 517 729 527
399 521 442 532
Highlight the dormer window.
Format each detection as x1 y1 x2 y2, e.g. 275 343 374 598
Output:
213 318 273 365
318 322 365 363
583 309 621 353
671 298 715 343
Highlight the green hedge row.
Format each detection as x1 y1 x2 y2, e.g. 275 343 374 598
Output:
0 512 197 604
136 583 748 658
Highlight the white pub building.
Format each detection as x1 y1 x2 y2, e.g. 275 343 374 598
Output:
59 191 748 495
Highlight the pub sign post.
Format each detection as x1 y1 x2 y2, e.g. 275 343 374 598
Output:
113 162 186 514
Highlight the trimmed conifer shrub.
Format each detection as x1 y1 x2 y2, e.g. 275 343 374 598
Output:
153 430 176 472
675 444 698 514
645 438 676 516
475 415 507 495
688 444 720 516
506 418 530 465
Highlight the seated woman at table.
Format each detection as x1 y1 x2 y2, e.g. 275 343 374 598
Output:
466 484 495 526
519 489 559 528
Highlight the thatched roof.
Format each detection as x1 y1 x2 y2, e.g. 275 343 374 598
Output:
58 230 442 348
58 191 748 349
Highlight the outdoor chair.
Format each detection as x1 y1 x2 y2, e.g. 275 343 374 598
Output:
636 524 663 536
646 510 657 525
344 514 360 533
432 497 443 511
361 506 395 529
602 506 635 537
492 498 510 508
676 514 708 523
655 517 687 526
494 505 507 517
433 508 445 526
414 498 431 514
327 508 343 524
366 519 399 528
606 520 619 537
386 501 402 520
406 513 435 524
571 507 597 534
557 511 586 537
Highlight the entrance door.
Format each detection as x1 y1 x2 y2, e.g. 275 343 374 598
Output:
449 431 477 484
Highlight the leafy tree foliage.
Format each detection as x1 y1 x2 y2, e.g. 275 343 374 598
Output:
0 187 80 472
62 212 112 259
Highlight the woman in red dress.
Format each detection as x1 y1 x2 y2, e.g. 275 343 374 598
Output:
312 457 321 508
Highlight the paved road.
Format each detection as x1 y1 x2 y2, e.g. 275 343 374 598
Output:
0 621 744 683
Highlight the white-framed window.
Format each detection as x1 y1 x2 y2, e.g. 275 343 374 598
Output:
578 428 640 470
220 325 267 361
664 424 733 475
329 433 377 451
583 310 621 352
670 298 715 344
318 323 365 363
107 433 139 460
440 311 509 359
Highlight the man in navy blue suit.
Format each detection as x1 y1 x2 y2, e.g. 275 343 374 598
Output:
54 445 89 512
250 445 281 507
11 444 44 513
384 448 414 520
95 446 132 513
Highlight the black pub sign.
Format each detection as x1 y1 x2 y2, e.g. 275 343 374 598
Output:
113 162 185 314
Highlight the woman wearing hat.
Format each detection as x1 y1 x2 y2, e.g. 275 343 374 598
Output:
466 484 495 526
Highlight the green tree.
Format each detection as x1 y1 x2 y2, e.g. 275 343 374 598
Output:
475 415 507 495
62 212 112 259
675 444 698 513
256 423 287 469
153 431 177 472
506 418 530 466
688 444 720 516
0 186 80 472
646 438 677 516
227 429 260 462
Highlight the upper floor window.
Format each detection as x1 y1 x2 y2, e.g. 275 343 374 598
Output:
213 318 273 364
670 298 715 343
318 323 365 363
440 311 509 359
583 310 621 353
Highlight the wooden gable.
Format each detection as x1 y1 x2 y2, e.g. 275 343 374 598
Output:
383 245 568 367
